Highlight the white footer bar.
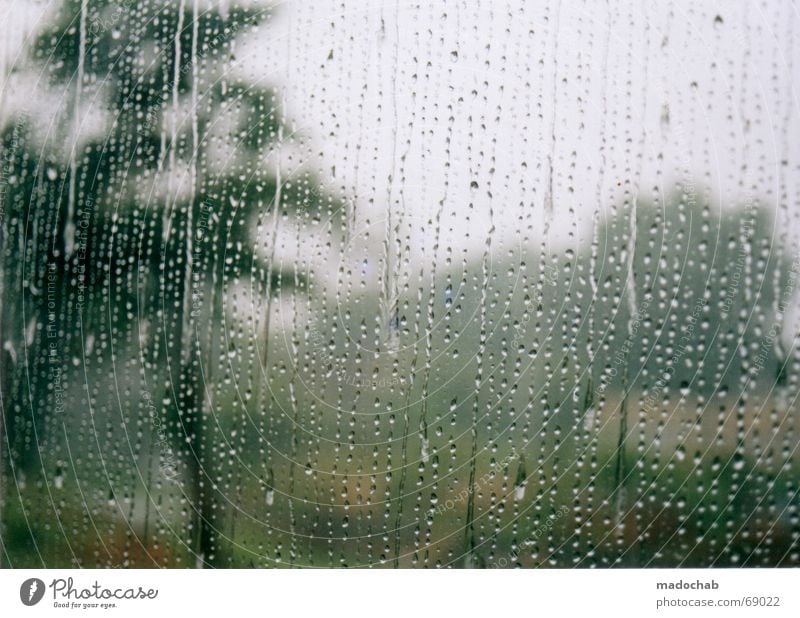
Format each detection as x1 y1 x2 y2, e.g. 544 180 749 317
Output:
1 569 797 617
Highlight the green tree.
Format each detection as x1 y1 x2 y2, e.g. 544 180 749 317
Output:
1 0 338 566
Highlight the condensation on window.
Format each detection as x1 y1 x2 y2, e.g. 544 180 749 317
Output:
1 0 799 568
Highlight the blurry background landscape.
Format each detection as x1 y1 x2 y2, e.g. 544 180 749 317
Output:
0 0 799 567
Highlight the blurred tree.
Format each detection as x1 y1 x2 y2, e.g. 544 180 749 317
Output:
586 189 787 394
0 0 337 566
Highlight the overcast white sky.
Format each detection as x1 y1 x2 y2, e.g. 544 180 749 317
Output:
3 0 800 274
233 0 800 254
